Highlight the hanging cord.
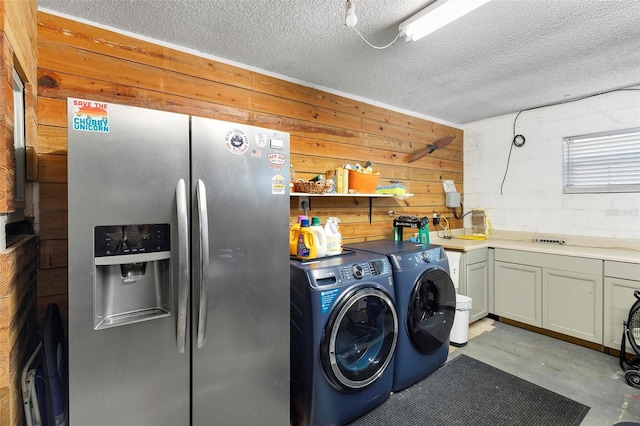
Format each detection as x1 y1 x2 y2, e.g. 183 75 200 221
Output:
351 27 400 50
437 215 452 239
453 205 471 221
500 111 526 195
345 0 400 50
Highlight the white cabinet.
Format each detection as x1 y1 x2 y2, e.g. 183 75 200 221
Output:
494 249 603 344
604 261 640 351
543 268 602 343
495 260 542 326
467 259 489 322
451 248 489 323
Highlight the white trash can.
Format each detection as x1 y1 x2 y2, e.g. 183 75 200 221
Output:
450 294 472 347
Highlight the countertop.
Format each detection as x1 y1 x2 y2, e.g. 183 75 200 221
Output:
431 231 640 264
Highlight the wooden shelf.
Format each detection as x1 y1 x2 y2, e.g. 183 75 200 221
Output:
290 193 413 224
290 192 413 198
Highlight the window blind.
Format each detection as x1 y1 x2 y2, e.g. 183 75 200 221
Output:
563 127 640 193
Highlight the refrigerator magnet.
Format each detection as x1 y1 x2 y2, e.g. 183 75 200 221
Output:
272 174 286 195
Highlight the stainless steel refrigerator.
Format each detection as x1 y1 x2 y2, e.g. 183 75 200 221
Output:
67 98 290 425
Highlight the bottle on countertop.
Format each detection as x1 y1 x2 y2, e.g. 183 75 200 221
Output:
310 216 327 258
324 216 343 255
325 217 342 256
290 215 307 256
296 219 316 260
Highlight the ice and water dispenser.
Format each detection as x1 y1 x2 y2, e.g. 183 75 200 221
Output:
93 223 171 330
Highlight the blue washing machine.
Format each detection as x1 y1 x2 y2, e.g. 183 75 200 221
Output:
290 251 399 426
346 240 456 392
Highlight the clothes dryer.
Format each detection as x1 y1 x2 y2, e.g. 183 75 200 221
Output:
290 251 398 426
346 240 456 392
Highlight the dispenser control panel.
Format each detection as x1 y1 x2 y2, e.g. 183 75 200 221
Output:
94 223 170 257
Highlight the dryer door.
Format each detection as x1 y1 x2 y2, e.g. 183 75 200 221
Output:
321 287 398 391
407 267 456 354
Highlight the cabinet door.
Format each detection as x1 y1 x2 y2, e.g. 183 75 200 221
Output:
543 268 603 344
495 261 542 326
467 261 488 322
604 277 640 350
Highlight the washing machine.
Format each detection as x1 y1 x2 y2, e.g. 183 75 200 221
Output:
290 251 399 426
346 240 456 392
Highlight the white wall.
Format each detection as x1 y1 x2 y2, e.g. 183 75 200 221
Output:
463 89 640 240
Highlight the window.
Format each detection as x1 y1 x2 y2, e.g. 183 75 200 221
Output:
13 68 26 202
563 128 640 194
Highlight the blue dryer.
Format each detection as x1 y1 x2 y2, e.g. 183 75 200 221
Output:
290 251 399 426
346 240 456 392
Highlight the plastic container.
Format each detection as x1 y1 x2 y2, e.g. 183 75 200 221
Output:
324 218 342 256
289 215 307 256
296 219 317 259
418 222 430 245
310 217 327 257
348 170 380 193
450 294 472 347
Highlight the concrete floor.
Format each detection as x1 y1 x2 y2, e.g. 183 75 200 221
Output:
448 318 640 426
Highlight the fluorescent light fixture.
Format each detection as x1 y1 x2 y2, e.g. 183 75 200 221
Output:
399 0 492 42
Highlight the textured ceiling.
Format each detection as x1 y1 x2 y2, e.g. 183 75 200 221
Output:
38 0 640 125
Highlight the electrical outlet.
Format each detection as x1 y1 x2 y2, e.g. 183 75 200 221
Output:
298 197 310 212
432 212 440 226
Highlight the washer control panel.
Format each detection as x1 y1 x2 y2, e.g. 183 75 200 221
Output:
351 264 365 279
341 259 390 280
310 258 391 287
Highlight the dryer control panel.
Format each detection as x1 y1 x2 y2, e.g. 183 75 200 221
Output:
388 246 447 270
420 248 442 263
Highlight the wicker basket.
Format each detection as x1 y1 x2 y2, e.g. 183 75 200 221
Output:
294 179 331 194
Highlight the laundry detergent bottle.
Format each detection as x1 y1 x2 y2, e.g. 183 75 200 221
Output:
296 219 317 259
310 216 327 257
324 217 342 256
289 215 307 256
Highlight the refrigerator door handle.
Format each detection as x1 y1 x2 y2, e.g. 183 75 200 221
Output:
196 180 209 348
176 178 189 354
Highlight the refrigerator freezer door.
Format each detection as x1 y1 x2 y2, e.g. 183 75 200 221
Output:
190 117 290 425
68 99 191 425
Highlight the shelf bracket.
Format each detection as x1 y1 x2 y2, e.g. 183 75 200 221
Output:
369 197 373 224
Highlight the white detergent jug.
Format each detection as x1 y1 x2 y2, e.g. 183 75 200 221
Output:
310 216 327 257
325 217 343 255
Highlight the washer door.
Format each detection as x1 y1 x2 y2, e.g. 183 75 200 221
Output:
407 268 456 354
321 287 398 391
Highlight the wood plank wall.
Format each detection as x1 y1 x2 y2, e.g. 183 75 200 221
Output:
36 12 464 324
0 236 37 426
0 1 38 424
